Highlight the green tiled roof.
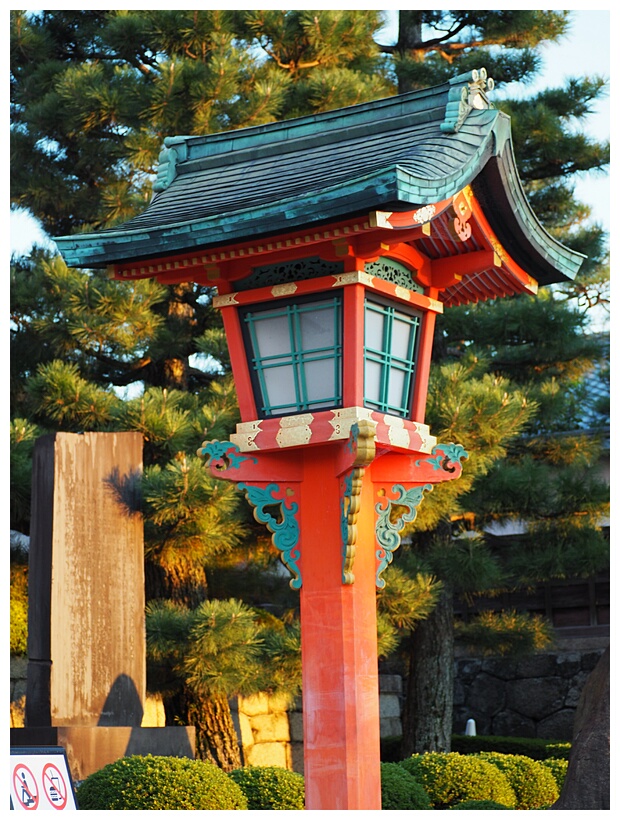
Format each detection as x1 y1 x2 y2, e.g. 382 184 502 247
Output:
54 71 584 285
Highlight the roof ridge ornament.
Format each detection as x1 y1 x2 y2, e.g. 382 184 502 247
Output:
441 67 495 135
152 137 188 193
152 145 178 193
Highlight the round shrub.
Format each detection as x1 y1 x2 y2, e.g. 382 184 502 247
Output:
380 762 433 810
399 752 517 809
229 765 305 810
478 752 559 809
449 799 511 809
541 757 569 792
75 754 247 810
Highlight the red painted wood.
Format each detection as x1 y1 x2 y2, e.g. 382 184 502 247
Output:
469 199 539 294
378 198 452 229
411 311 436 423
229 409 432 455
218 305 258 421
342 284 366 408
298 446 382 810
371 450 464 484
429 250 494 289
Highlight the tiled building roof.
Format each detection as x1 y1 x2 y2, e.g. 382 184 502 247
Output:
54 70 584 289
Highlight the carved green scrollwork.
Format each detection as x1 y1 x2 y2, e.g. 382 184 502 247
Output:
375 483 432 588
239 482 302 590
235 256 344 291
198 440 258 471
364 257 423 293
415 443 468 473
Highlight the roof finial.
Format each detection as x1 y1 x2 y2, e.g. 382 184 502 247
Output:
441 67 495 134
469 67 495 109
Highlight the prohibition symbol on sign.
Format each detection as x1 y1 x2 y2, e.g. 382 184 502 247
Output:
13 764 39 810
42 763 68 810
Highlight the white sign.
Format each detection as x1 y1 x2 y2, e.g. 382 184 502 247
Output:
10 748 77 811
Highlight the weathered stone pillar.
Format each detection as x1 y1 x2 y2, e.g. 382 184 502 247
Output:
26 432 145 727
12 432 195 780
550 647 610 810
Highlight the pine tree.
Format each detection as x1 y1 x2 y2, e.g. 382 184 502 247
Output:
10 9 392 236
11 10 609 759
145 597 304 770
378 12 609 755
10 8 394 762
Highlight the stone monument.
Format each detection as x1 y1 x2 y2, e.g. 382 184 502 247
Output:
10 431 194 780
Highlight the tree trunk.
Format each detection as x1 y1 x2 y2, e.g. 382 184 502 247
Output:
145 558 208 607
396 11 424 94
397 11 423 51
189 691 242 771
145 282 197 391
401 583 454 756
550 648 610 810
164 686 242 771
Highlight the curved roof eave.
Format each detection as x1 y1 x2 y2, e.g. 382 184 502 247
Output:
54 154 583 285
473 141 584 284
53 79 585 285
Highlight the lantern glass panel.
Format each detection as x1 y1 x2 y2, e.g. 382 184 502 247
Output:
242 295 342 418
262 365 297 413
364 299 421 417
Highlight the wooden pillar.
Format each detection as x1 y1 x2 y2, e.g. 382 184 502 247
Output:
26 432 145 727
199 424 466 811
410 308 437 423
298 446 381 810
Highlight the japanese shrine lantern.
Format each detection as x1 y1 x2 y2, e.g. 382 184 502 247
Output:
55 68 584 810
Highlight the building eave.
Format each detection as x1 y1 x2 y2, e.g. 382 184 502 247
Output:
53 73 584 289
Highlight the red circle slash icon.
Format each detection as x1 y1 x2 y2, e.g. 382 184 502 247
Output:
13 764 39 810
42 763 68 810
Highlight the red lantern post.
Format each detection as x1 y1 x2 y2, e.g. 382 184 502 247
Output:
194 240 467 808
54 69 584 810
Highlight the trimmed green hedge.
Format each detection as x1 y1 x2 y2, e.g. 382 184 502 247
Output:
380 762 433 810
477 752 559 809
540 757 569 792
449 799 512 809
383 734 571 763
399 752 517 809
229 765 305 810
75 755 247 810
452 733 571 761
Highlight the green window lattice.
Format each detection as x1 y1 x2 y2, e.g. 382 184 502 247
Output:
364 299 421 417
243 295 342 417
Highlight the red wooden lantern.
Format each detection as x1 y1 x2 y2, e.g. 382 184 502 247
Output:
55 68 584 809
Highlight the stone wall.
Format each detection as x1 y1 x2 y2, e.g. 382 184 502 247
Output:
230 650 606 771
231 693 301 772
231 676 404 775
12 646 607 771
453 648 607 741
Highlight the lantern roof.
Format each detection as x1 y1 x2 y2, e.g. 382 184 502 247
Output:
54 69 584 296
